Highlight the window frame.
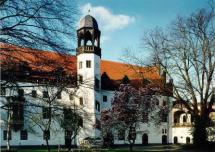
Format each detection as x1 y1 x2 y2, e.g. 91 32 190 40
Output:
103 95 107 102
57 92 62 99
79 97 83 105
95 100 100 111
32 90 37 98
0 88 6 96
78 75 83 84
18 89 24 96
3 130 11 140
43 91 49 98
20 130 28 140
79 61 83 69
69 94 73 100
95 77 100 90
42 107 51 119
118 129 125 140
86 60 91 68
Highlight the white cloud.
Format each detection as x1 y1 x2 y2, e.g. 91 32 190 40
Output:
80 3 135 32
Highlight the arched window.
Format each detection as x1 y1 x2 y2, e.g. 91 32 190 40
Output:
191 115 194 122
162 135 167 144
94 39 98 47
142 133 148 145
174 110 185 124
86 40 92 46
163 100 167 106
186 137 190 144
173 136 178 144
81 39 84 46
183 115 187 123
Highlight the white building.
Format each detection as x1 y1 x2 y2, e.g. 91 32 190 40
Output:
0 15 207 147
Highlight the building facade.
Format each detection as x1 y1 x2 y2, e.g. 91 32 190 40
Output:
1 15 208 147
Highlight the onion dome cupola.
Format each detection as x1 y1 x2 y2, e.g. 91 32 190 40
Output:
77 15 101 57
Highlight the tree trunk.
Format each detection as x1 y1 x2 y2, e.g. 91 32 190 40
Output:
193 115 209 147
129 143 133 152
45 138 51 152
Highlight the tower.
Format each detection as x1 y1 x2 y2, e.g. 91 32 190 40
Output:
76 15 101 141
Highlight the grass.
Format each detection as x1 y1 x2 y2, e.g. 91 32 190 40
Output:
2 144 215 152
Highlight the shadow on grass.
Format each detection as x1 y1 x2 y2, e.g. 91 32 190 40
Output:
1 143 215 152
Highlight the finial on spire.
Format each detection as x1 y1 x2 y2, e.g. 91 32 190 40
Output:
88 9 90 15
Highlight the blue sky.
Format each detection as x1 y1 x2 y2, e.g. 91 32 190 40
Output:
76 0 209 62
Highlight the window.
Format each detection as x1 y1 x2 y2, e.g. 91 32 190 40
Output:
69 94 73 100
118 130 125 140
96 100 100 111
79 61 83 69
0 88 6 96
86 60 91 68
64 108 72 120
142 112 148 123
20 130 28 140
65 130 72 139
18 89 24 96
3 130 11 140
57 92 61 99
162 113 168 122
78 75 83 84
95 78 100 89
163 100 167 106
186 137 191 144
103 95 107 102
183 115 187 123
43 130 50 140
156 100 159 106
42 107 51 119
79 117 83 127
162 129 167 134
32 90 37 98
79 97 83 105
96 119 101 130
43 91 49 98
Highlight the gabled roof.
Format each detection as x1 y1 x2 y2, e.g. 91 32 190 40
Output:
101 60 160 81
0 43 161 81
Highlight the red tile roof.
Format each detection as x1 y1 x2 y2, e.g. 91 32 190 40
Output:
101 60 160 81
0 43 161 82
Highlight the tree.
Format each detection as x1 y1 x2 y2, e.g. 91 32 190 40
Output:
142 6 215 147
0 0 77 53
0 48 79 150
101 84 164 152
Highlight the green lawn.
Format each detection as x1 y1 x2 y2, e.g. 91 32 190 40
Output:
2 144 215 152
